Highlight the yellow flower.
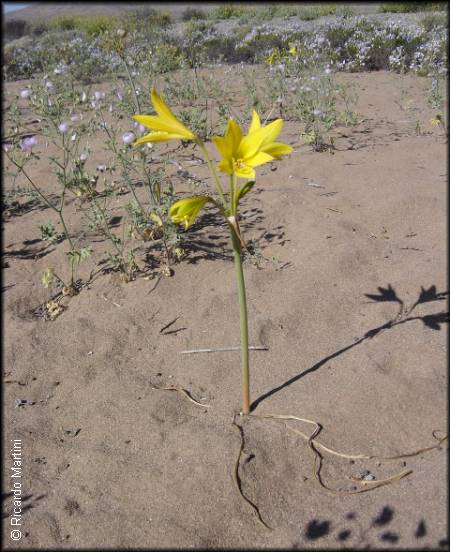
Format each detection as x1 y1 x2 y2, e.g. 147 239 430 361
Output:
169 196 210 229
213 111 293 179
132 88 196 145
430 114 442 126
289 45 298 57
265 48 280 66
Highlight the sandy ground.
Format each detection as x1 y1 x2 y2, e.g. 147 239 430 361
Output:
2 68 448 549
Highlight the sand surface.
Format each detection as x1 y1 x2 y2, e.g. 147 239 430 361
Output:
2 68 448 549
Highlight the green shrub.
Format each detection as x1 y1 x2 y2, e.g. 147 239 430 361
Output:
298 4 337 20
182 7 206 21
210 4 246 20
77 15 118 37
379 2 446 13
236 30 287 62
151 42 184 73
335 5 355 17
151 10 173 27
30 19 49 36
420 11 448 30
130 6 172 27
48 14 118 36
48 14 78 31
4 18 31 40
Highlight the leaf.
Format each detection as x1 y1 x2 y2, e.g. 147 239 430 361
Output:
79 247 93 260
365 284 402 304
42 267 54 288
234 180 255 212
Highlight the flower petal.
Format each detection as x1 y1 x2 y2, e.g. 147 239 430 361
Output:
258 118 284 148
238 126 270 160
218 157 234 175
134 131 186 144
213 135 232 159
151 88 179 123
248 110 261 134
227 119 243 154
234 163 255 179
240 118 284 159
133 114 182 135
169 196 210 229
261 142 293 158
246 151 274 168
213 119 243 162
133 88 196 141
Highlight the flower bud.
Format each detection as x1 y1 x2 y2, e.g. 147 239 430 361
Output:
58 122 70 134
20 136 38 152
169 196 210 230
122 131 135 145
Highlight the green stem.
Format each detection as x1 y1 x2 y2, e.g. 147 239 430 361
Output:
229 174 236 213
123 58 141 113
102 112 147 213
57 210 75 251
231 227 250 415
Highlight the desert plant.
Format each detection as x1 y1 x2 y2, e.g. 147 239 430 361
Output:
379 2 446 12
2 77 98 297
4 18 30 40
209 4 247 20
132 88 293 413
182 7 207 21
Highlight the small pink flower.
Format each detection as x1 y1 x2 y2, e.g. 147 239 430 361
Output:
20 136 38 152
122 131 135 145
94 91 105 100
96 164 107 172
20 89 30 99
58 122 70 134
80 152 88 162
70 113 78 122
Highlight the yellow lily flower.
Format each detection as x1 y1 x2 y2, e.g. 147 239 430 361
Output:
213 111 293 179
169 196 210 229
289 45 298 57
430 114 442 126
132 88 196 145
265 48 280 66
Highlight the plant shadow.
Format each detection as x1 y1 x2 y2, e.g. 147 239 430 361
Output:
2 492 47 519
182 203 287 264
295 506 448 548
251 284 449 411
